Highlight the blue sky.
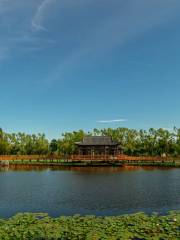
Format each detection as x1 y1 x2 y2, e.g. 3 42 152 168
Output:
0 0 180 139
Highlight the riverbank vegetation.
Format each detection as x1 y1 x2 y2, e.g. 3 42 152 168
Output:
1 127 180 157
0 211 179 239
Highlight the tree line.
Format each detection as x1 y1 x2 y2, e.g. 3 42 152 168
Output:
0 127 180 157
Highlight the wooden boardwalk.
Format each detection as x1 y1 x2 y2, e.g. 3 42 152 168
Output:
0 154 178 163
70 154 176 162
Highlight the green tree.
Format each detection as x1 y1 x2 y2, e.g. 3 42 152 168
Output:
49 139 58 154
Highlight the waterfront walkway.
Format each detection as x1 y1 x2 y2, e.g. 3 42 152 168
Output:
0 155 180 166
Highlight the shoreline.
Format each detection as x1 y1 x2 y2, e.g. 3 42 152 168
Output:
1 161 180 168
6 160 180 167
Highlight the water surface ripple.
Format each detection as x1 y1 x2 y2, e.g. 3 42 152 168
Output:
0 165 179 217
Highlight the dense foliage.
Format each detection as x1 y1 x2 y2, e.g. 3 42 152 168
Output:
0 212 179 239
1 127 180 156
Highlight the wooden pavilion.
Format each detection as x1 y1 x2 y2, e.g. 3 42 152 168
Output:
75 136 122 157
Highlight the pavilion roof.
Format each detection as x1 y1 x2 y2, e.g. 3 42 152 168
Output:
75 136 119 146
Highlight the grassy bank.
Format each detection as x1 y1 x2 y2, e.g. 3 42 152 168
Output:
0 212 179 239
7 159 180 167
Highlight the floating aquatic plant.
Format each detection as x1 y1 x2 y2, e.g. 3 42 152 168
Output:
0 211 179 239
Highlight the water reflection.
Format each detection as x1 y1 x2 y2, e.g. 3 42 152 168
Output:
0 164 175 172
0 165 179 218
0 166 9 172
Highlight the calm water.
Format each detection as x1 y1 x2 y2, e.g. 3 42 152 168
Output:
0 165 180 218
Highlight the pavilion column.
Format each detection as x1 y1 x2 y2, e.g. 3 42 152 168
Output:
90 147 95 159
78 147 82 156
93 147 95 156
105 146 107 160
114 147 117 156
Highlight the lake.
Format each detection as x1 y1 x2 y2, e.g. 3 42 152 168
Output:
0 165 180 218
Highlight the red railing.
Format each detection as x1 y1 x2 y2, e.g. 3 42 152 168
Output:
70 155 118 161
0 154 177 162
70 155 174 162
0 155 60 161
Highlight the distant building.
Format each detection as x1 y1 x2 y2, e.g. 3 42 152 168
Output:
75 136 122 156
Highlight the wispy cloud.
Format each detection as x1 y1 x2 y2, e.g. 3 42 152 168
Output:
31 0 56 31
0 0 180 69
0 0 57 63
97 119 127 123
44 0 180 84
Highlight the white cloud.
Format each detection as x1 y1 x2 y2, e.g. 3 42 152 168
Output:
0 0 180 67
97 119 127 123
0 0 57 62
31 0 56 31
44 0 180 84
